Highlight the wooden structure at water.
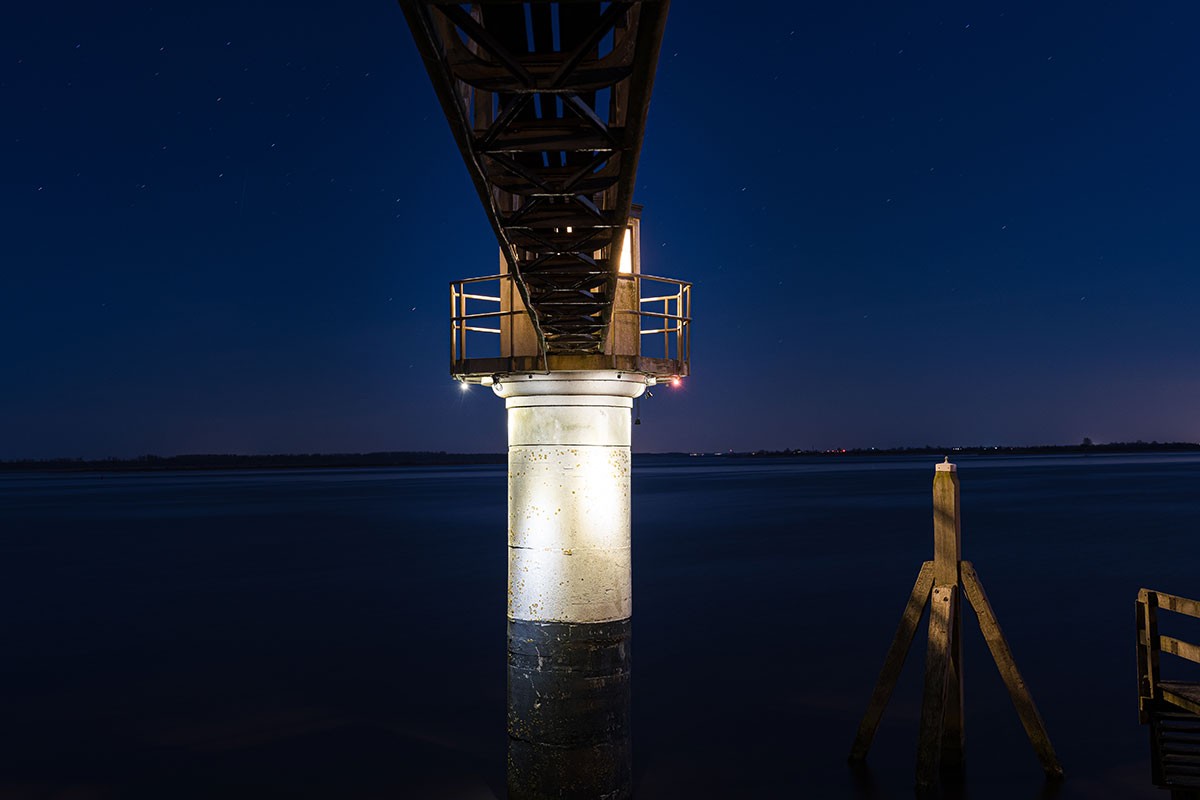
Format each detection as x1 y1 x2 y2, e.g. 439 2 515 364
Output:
849 459 1063 788
1138 588 1200 798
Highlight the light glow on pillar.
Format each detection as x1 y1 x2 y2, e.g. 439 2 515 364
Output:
618 228 633 274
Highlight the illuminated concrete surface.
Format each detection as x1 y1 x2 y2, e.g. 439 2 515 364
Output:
496 371 647 625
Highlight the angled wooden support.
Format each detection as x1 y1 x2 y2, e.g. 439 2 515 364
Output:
849 459 1063 789
850 560 935 761
961 561 1063 779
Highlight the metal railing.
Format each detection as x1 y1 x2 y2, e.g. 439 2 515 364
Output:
623 273 691 363
449 273 514 365
449 272 691 368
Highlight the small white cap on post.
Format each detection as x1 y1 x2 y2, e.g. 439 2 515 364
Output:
936 457 957 473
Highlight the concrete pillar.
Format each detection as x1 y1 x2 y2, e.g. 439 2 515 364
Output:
495 370 646 800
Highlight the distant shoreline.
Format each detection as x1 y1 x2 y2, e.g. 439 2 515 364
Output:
2 442 1198 473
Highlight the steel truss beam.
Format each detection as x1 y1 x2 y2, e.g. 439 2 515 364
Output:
400 0 669 355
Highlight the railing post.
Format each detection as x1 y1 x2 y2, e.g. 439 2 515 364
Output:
635 275 642 358
1139 589 1161 723
673 284 680 360
451 283 458 367
662 296 668 357
684 284 691 364
460 280 468 360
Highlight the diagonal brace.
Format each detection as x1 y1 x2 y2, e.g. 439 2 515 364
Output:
961 561 1064 779
850 560 935 762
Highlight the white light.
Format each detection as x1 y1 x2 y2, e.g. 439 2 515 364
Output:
460 381 470 392
618 227 633 274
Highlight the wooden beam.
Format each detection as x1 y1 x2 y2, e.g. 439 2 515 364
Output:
932 460 965 769
916 584 957 788
1152 590 1200 621
1160 636 1200 666
849 560 935 762
961 561 1064 779
1159 686 1200 718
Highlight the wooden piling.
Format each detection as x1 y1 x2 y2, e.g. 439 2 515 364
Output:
849 459 1063 788
916 584 958 787
932 461 965 770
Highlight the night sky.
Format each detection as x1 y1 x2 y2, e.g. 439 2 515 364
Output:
4 2 1198 459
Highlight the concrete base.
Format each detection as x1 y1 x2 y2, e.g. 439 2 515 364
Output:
507 618 632 800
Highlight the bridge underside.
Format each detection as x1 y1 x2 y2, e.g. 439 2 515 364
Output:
400 0 669 355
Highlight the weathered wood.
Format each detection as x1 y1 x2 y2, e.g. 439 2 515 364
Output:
943 654 965 771
1143 590 1164 721
931 461 962 583
856 461 1066 789
1160 683 1200 717
1161 637 1200 666
961 561 1064 779
1139 596 1153 723
849 560 935 762
916 584 957 788
1151 710 1200 795
1153 591 1200 621
932 460 965 768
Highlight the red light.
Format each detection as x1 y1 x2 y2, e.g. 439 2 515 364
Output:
671 377 681 387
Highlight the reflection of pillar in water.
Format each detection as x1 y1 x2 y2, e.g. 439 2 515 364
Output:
498 372 641 799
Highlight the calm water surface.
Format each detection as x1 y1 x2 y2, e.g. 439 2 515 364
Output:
2 453 1199 798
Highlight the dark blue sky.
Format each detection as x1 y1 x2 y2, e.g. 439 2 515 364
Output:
3 2 1197 458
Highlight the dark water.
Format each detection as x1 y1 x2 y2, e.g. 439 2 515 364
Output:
2 454 1199 798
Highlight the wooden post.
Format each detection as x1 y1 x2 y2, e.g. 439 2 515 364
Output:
917 584 958 787
1138 589 1162 723
850 459 1062 788
932 459 965 769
